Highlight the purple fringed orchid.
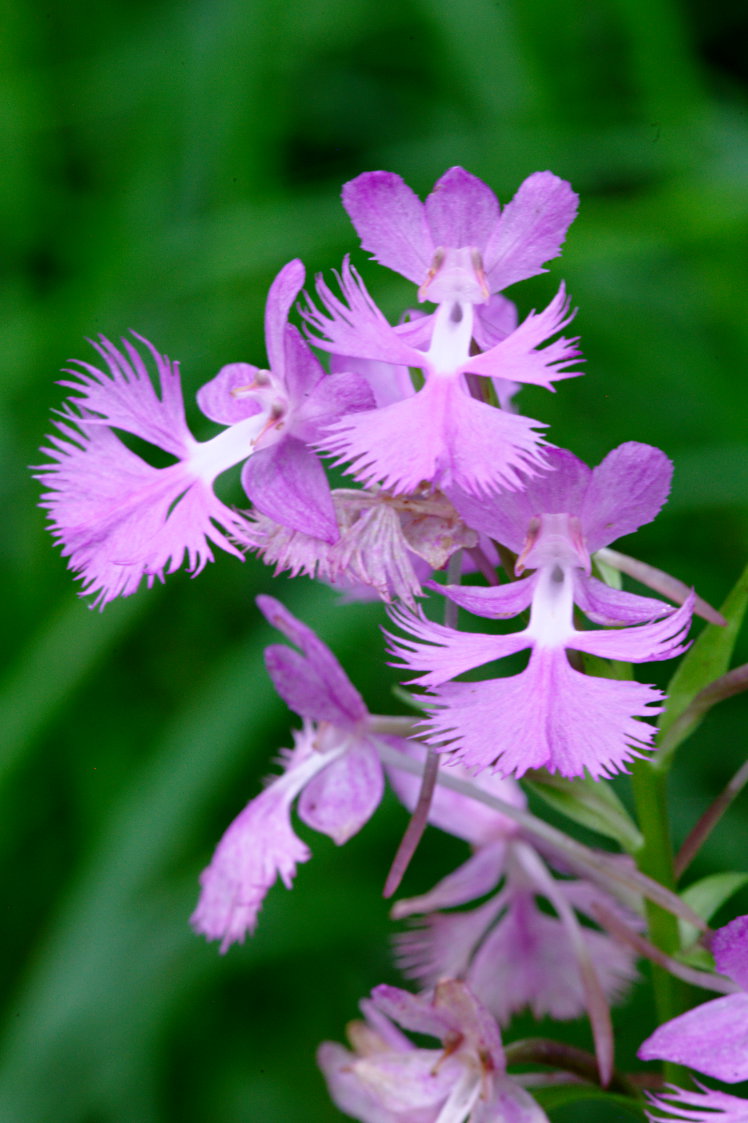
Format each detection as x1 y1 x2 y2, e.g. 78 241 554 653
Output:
35 260 372 606
191 595 401 951
638 914 748 1082
318 980 549 1123
646 1084 748 1123
388 746 638 1028
387 443 694 780
304 259 581 499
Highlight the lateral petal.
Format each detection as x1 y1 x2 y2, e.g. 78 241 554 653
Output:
713 915 748 991
573 572 676 625
298 738 384 844
386 605 529 687
242 437 339 543
59 334 194 457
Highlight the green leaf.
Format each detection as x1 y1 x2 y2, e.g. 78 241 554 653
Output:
533 1082 643 1116
678 871 748 952
524 772 643 853
655 562 748 770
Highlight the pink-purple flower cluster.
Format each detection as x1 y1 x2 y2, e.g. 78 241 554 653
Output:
37 165 725 1123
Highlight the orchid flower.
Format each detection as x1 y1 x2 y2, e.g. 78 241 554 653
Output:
304 259 581 499
318 980 550 1123
191 596 404 951
387 444 694 778
36 260 372 606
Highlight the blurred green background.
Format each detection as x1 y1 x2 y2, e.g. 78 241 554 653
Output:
3 0 748 1120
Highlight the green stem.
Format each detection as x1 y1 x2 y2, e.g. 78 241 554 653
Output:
630 757 687 1084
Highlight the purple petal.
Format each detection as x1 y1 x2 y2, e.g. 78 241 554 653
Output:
329 352 416 409
386 605 529 688
320 376 548 498
304 261 422 368
386 740 525 845
646 1084 748 1123
463 284 582 388
331 501 425 606
422 647 664 778
638 993 748 1082
278 322 327 407
472 294 519 350
396 898 504 988
713 915 748 991
291 369 376 444
342 171 434 285
573 572 676 625
429 576 538 619
297 738 384 844
59 334 193 458
241 496 426 607
371 980 503 1067
37 420 247 607
264 259 305 377
317 1042 405 1123
483 171 579 291
238 509 339 582
191 731 327 950
370 984 455 1040
583 442 673 552
424 166 500 251
257 595 367 723
350 1050 462 1114
468 893 635 1025
242 437 339 543
473 1077 551 1123
570 592 693 663
392 841 507 917
450 447 590 551
196 362 267 426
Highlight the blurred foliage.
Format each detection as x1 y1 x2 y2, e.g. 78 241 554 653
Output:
2 0 748 1119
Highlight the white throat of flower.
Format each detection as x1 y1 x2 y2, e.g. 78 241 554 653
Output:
519 513 590 650
427 299 475 378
